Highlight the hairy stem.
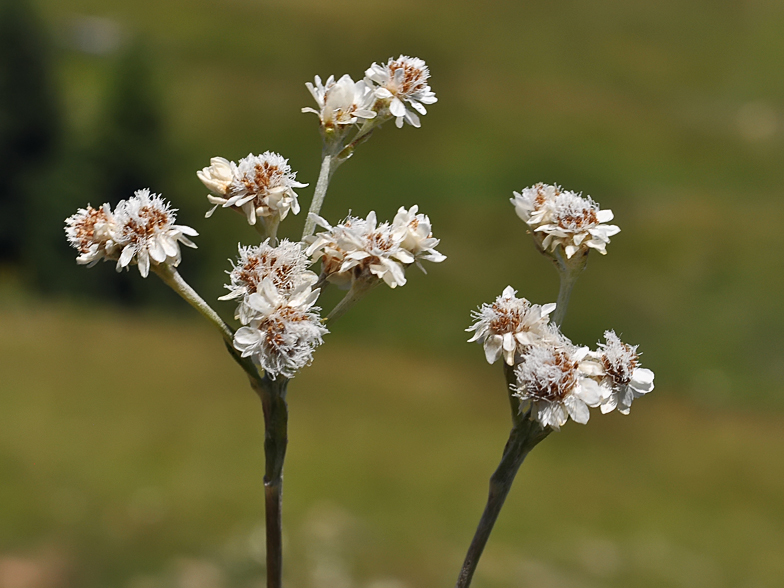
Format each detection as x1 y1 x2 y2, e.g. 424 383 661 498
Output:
248 375 289 588
551 248 588 328
455 420 550 588
302 153 336 239
152 264 234 344
325 276 381 323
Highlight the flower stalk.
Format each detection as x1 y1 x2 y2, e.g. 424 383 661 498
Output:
551 247 588 327
152 264 234 344
302 153 338 239
248 374 290 588
455 416 551 588
325 275 382 323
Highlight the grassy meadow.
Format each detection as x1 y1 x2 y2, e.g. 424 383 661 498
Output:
1 0 784 586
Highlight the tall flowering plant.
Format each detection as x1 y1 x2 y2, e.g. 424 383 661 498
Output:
65 57 655 588
455 183 654 588
65 55 443 588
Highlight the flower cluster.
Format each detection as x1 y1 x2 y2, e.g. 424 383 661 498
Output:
584 330 655 415
220 239 318 324
466 286 556 365
513 339 604 430
64 189 198 278
511 183 620 259
468 287 654 430
222 240 327 380
303 55 437 134
365 55 437 128
198 152 307 228
306 205 445 289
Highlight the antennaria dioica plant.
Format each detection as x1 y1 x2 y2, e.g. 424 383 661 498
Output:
65 57 654 588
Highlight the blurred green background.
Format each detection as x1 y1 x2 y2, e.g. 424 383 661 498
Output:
1 0 783 586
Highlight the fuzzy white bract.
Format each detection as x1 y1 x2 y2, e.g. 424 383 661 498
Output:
365 55 437 128
511 183 620 259
467 287 556 365
232 278 328 380
513 339 606 430
198 152 307 227
221 239 318 324
582 330 655 415
112 189 198 278
65 203 120 266
303 74 377 130
306 206 445 289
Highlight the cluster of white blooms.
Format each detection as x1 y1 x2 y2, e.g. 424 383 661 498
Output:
65 203 120 267
220 239 318 324
468 287 654 430
511 183 620 259
64 189 198 278
305 205 445 289
466 286 556 365
583 330 655 415
303 55 437 133
365 55 437 128
222 241 327 380
197 152 307 227
512 338 604 430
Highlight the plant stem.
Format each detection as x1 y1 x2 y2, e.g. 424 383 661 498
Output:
153 265 288 588
152 264 234 345
325 275 381 323
455 419 550 588
302 153 336 239
551 248 588 328
552 268 579 328
248 374 289 588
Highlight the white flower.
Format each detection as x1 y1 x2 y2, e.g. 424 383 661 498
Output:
196 156 233 196
306 207 445 289
391 205 447 270
113 189 198 278
198 152 307 227
232 278 328 380
64 203 120 266
365 55 437 128
466 287 556 365
513 338 606 431
511 183 620 259
302 74 377 129
583 330 655 415
220 239 318 324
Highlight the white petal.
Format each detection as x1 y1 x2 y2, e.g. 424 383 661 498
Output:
564 396 590 424
575 378 603 406
484 335 502 364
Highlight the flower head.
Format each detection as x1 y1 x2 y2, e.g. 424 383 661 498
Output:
467 287 556 365
198 152 307 228
306 207 445 289
113 189 198 278
65 203 120 266
511 183 620 259
513 338 606 430
221 239 318 324
365 55 437 128
583 330 655 415
303 74 377 131
391 205 447 269
232 278 328 380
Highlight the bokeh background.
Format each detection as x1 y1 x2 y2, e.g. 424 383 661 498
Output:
1 0 783 586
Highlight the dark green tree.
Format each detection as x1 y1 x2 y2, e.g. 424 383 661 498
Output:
0 0 60 262
73 37 174 304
